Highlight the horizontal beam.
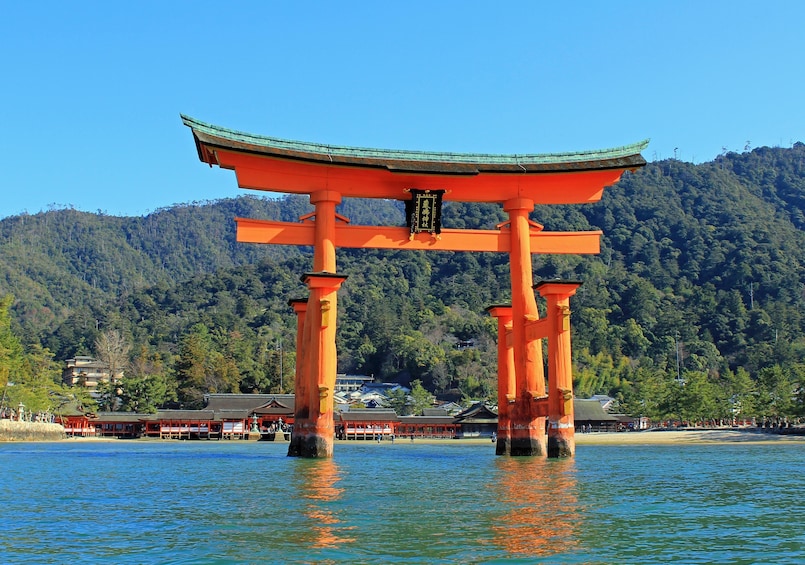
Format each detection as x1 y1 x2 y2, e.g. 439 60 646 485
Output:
236 218 601 254
506 319 549 347
526 318 549 341
217 150 627 204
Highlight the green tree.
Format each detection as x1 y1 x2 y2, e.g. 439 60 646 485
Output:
618 366 670 422
118 346 172 412
620 318 650 359
383 330 446 382
94 380 119 412
0 297 66 415
0 295 25 410
409 379 435 415
675 371 726 424
14 343 64 414
574 349 632 398
721 367 756 421
118 374 169 413
386 387 410 415
175 324 216 408
174 324 241 408
755 365 795 420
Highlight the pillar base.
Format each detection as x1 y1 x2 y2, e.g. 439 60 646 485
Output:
509 436 547 457
505 414 547 457
495 420 511 455
495 436 511 456
547 426 575 458
288 431 333 458
509 420 547 456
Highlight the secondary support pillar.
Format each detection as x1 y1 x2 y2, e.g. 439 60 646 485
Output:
487 305 515 455
536 280 581 458
289 299 309 420
504 198 546 456
288 273 347 458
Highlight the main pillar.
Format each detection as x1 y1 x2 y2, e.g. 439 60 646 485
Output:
309 190 340 273
487 305 514 455
288 190 345 458
288 273 347 457
536 280 581 458
504 198 546 456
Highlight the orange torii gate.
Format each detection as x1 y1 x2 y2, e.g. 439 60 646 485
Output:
182 115 647 458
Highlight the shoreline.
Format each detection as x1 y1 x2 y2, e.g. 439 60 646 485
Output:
39 427 805 447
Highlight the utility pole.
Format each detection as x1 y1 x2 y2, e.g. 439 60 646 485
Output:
277 337 283 392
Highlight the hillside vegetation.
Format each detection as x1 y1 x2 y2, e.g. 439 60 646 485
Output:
2 143 805 422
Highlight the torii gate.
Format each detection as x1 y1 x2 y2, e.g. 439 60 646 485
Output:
182 115 647 458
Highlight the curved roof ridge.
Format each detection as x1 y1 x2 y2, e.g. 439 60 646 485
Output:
181 114 649 166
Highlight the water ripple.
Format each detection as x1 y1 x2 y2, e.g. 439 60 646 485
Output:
0 441 803 563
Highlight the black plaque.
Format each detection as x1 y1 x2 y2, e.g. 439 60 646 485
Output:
406 189 444 238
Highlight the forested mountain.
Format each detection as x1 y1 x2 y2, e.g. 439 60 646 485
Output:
2 142 805 421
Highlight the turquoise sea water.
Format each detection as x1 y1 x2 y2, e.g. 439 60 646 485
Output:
0 440 803 564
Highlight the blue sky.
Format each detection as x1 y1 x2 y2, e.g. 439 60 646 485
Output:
1 1 803 219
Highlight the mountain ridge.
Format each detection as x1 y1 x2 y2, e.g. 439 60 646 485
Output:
2 143 805 417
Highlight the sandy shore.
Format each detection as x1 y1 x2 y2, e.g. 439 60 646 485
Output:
575 428 805 445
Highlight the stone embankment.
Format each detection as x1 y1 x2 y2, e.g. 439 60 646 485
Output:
0 419 66 441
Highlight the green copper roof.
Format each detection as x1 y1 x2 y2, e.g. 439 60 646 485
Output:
181 114 648 174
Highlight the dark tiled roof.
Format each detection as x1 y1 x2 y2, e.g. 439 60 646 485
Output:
338 410 399 423
91 412 153 422
422 408 451 417
454 403 499 423
253 398 295 415
574 399 618 422
156 410 216 421
398 415 457 425
182 115 649 174
213 409 251 421
204 394 295 412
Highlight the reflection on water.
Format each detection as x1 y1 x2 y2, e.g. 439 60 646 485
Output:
493 457 582 558
294 459 356 550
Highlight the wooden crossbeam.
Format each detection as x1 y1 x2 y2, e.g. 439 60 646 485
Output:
236 218 601 254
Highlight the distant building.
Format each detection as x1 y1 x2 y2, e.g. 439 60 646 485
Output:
589 394 616 412
338 409 398 440
435 402 464 416
398 408 458 439
574 399 619 432
55 391 634 440
335 374 374 393
57 393 296 440
62 356 121 391
360 382 409 395
453 403 499 438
